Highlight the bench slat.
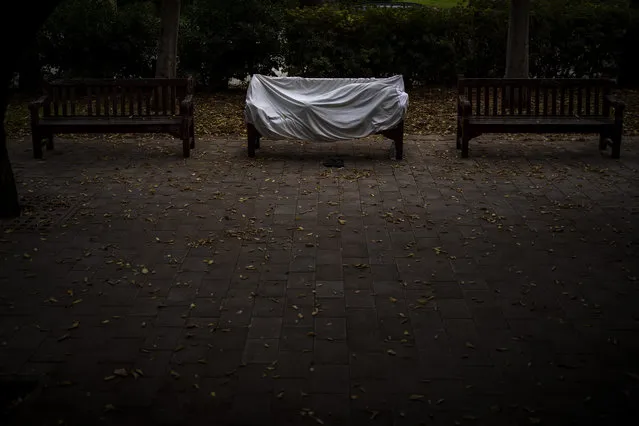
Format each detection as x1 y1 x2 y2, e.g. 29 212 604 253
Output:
96 87 102 116
128 87 134 117
568 86 574 116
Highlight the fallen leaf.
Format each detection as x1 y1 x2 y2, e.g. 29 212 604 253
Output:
57 334 70 342
210 391 216 397
465 342 476 349
409 394 425 400
68 321 80 330
386 349 397 356
170 370 181 379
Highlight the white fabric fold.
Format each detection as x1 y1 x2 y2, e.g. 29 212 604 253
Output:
245 75 409 142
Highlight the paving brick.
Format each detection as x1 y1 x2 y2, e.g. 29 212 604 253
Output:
314 339 349 364
248 318 283 339
310 365 350 393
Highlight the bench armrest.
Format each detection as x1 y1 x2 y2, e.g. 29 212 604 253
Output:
180 94 194 116
605 94 625 117
458 95 471 117
29 95 48 112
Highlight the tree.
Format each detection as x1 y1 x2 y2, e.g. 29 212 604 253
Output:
504 0 530 106
156 0 180 78
505 0 530 79
1 1 63 218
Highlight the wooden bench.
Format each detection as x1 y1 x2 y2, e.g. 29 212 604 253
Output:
29 77 195 159
457 76 625 158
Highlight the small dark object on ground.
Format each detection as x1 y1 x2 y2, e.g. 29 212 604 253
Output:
323 157 344 168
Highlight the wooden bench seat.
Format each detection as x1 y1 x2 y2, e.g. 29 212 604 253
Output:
457 76 625 158
29 77 195 159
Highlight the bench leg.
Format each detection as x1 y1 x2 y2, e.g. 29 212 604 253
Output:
461 126 470 158
456 120 462 150
255 136 260 150
247 123 257 157
395 135 403 160
32 133 43 159
190 120 195 149
611 133 622 159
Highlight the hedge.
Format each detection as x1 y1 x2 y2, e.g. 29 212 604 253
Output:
15 0 639 90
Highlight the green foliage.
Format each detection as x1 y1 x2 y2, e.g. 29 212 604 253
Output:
283 0 636 85
21 0 639 89
178 0 293 89
37 0 158 78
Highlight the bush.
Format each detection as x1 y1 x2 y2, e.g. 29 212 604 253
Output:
179 0 293 89
16 0 639 89
36 0 158 79
283 0 635 85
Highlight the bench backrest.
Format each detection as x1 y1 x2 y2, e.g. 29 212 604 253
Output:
42 77 194 117
457 77 615 118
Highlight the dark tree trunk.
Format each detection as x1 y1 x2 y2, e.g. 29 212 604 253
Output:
156 0 181 78
0 85 20 218
505 0 530 79
1 1 63 218
504 0 530 107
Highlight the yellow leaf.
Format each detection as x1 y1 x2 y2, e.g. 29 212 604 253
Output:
141 267 149 274
103 375 116 381
170 370 180 379
389 297 397 303
71 299 83 305
68 321 80 330
409 394 425 400
338 219 346 225
210 391 216 397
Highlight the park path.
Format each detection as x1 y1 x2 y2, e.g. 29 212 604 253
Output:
1 134 639 425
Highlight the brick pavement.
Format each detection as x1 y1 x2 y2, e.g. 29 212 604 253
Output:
1 134 639 426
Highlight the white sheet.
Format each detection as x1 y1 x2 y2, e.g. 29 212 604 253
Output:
244 74 408 142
